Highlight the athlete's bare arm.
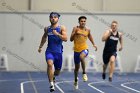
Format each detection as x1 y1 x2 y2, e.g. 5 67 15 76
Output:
119 32 123 51
102 29 112 42
38 27 48 53
70 27 77 42
52 25 67 42
88 29 97 51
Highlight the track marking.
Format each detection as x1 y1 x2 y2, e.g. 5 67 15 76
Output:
20 80 46 93
55 81 65 93
27 72 38 93
88 81 105 93
55 80 85 93
121 81 140 93
88 80 131 93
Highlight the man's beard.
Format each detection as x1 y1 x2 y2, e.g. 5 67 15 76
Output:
51 21 57 25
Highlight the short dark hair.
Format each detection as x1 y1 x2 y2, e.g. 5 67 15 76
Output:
78 16 87 22
49 12 60 18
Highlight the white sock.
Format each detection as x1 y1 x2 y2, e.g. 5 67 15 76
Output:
50 82 54 86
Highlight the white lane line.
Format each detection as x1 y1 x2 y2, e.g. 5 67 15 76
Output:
20 80 73 93
121 81 140 93
88 81 105 93
20 80 46 93
55 81 73 93
55 80 131 93
88 80 131 93
108 82 131 93
27 72 38 93
55 81 65 93
56 80 106 93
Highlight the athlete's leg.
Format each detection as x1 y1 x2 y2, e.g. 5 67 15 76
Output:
109 55 116 81
80 52 86 74
102 64 108 80
74 63 80 80
80 50 88 74
52 70 60 83
54 70 60 76
103 64 107 73
74 52 80 79
80 50 88 81
47 59 54 83
73 64 80 89
53 53 63 82
102 53 110 80
74 52 80 89
47 59 55 92
45 52 55 92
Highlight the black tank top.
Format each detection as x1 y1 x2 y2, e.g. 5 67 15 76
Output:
103 31 119 53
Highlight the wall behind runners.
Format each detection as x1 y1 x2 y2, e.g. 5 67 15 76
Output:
0 12 140 72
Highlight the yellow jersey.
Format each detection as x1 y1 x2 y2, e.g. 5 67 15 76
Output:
73 28 89 52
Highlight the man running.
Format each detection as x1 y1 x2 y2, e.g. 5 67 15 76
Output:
102 20 123 82
38 12 67 92
70 16 97 89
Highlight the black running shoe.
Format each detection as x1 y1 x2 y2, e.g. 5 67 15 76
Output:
102 73 106 80
50 85 55 92
109 77 112 82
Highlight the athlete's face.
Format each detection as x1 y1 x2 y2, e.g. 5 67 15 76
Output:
50 16 59 25
79 19 86 28
111 23 118 32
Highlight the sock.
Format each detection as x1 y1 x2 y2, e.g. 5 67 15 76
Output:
50 82 54 86
83 72 86 74
75 78 78 82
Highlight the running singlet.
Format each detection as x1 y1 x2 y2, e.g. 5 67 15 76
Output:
73 27 89 52
46 26 63 53
103 31 119 53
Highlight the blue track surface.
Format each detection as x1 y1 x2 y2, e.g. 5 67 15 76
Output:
0 72 140 93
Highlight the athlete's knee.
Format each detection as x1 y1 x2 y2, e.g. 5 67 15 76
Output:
75 64 80 71
75 63 80 67
75 67 79 71
110 59 115 64
47 62 53 69
74 68 79 72
103 64 107 67
110 56 116 62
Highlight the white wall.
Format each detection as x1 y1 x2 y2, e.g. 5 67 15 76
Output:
104 0 140 12
0 0 29 11
1 0 140 12
31 0 103 12
0 12 140 72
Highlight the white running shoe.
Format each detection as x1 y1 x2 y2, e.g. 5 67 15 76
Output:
82 74 88 82
74 77 78 89
74 81 78 89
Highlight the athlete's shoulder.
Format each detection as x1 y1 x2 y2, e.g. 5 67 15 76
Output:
73 26 79 29
44 26 51 32
118 31 123 37
71 26 79 32
59 25 66 31
59 25 66 29
105 29 112 34
85 26 90 30
85 26 90 32
107 29 112 32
